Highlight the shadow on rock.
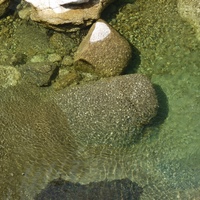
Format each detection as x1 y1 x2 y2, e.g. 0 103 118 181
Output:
35 178 143 200
141 84 169 141
102 0 137 23
120 83 167 144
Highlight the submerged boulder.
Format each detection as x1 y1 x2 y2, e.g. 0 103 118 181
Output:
74 19 132 77
0 74 157 197
54 74 158 146
35 178 143 200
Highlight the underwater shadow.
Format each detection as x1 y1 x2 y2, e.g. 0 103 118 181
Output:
151 84 169 126
101 0 137 23
134 84 169 143
35 178 143 200
122 45 141 75
1 0 21 18
101 1 141 75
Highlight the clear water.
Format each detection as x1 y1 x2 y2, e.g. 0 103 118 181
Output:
0 0 200 199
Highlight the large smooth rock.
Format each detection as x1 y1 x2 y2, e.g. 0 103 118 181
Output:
74 19 132 77
177 0 200 40
35 178 143 200
0 0 10 17
24 0 114 31
54 74 158 146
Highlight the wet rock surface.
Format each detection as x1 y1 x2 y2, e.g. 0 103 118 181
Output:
74 19 132 77
24 0 114 31
54 74 158 146
35 178 143 200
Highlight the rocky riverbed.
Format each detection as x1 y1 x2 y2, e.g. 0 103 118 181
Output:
0 0 200 199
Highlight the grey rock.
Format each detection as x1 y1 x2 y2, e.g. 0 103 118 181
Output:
22 62 58 86
54 74 158 146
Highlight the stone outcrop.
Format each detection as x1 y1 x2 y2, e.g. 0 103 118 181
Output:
24 0 114 31
0 0 10 17
74 19 132 77
35 178 143 200
177 0 200 40
54 74 158 146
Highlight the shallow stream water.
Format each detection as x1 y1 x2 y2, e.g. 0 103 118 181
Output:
0 0 200 199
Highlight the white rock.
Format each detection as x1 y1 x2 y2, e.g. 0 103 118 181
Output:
23 0 114 30
25 0 89 13
90 22 111 43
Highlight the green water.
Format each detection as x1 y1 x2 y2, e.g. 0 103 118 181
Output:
73 0 200 197
0 0 200 199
